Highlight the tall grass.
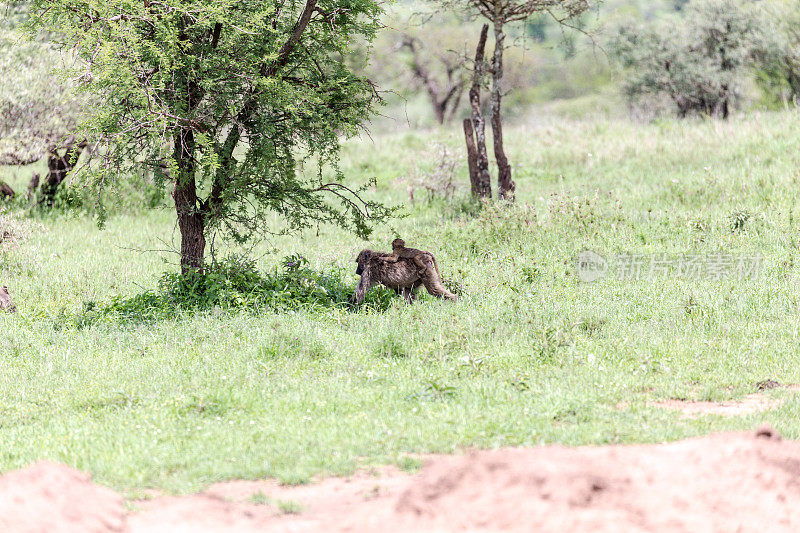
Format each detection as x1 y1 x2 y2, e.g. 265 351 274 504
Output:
2 111 800 493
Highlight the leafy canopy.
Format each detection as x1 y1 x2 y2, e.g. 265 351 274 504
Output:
21 0 390 240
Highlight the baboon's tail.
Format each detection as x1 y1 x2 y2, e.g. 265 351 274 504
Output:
431 254 441 278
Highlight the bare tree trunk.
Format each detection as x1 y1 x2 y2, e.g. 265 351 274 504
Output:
469 24 492 199
463 119 480 196
447 88 465 124
720 84 730 119
172 128 206 274
27 173 39 201
0 181 14 199
491 19 515 201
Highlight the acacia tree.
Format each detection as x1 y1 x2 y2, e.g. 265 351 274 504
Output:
22 0 389 273
445 0 591 200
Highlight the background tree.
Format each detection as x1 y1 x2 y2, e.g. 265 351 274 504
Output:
23 0 390 273
443 0 592 200
398 33 467 124
0 3 89 205
363 10 479 126
610 0 759 119
751 1 800 107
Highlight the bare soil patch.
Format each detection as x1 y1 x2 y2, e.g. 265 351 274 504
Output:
652 392 782 417
652 384 800 418
4 429 800 532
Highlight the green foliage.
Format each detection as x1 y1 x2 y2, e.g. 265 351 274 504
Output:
0 17 87 164
76 255 395 324
410 380 457 401
750 1 800 107
21 0 392 260
609 0 761 118
373 335 409 358
727 207 755 233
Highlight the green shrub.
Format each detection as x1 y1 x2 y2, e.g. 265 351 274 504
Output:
75 255 396 325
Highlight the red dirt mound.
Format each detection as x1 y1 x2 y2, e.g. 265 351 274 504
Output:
392 428 797 532
3 428 800 532
0 461 124 533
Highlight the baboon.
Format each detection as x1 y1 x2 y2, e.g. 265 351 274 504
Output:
351 249 457 305
385 238 439 278
0 286 17 313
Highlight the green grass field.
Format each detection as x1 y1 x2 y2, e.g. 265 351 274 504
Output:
3 111 800 496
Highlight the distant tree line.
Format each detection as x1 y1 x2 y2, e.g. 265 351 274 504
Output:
610 0 800 119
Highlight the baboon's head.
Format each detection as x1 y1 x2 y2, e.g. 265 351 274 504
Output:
355 250 373 276
392 238 405 249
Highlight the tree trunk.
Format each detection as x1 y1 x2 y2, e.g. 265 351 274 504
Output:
463 119 480 196
0 181 15 199
469 24 492 199
719 84 730 119
788 72 800 104
491 19 515 201
39 141 87 207
0 286 16 313
172 129 206 274
432 101 446 125
447 88 465 124
27 173 39 201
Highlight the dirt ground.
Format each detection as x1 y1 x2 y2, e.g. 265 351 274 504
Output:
2 427 800 532
650 384 799 418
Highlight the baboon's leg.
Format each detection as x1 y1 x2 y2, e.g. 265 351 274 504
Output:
421 271 458 301
351 270 376 304
417 253 441 278
406 279 425 302
410 280 423 301
399 287 415 303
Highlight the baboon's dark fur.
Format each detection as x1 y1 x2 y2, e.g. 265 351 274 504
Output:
352 249 457 304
